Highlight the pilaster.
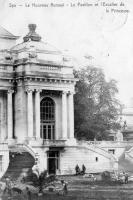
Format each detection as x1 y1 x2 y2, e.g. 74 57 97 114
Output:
7 89 14 139
68 91 74 139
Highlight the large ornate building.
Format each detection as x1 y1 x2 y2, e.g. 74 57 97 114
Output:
0 24 119 178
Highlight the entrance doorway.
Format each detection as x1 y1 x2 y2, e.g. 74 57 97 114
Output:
47 151 59 174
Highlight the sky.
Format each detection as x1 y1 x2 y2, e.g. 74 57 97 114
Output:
0 0 133 106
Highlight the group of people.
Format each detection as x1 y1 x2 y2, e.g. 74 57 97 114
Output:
75 164 86 175
119 171 129 184
113 170 129 184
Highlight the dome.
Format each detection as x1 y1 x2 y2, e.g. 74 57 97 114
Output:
10 24 74 67
11 40 61 54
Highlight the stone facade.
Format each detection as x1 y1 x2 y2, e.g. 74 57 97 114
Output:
0 24 121 177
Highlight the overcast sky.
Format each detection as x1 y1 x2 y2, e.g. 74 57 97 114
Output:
0 0 133 106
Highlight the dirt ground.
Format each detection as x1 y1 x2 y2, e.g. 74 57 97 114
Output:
1 175 133 200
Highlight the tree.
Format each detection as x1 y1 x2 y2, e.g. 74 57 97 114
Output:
74 66 121 140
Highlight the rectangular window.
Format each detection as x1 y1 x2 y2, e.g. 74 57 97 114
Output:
108 149 115 154
96 157 98 162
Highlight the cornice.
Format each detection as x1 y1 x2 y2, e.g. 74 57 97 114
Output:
13 59 73 68
0 76 14 81
0 72 78 83
14 76 77 84
0 62 13 66
11 48 61 55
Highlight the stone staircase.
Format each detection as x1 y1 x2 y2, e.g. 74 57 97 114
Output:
2 147 35 181
79 141 117 161
118 152 133 175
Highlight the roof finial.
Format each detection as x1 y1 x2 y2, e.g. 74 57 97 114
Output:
23 24 41 42
28 24 36 32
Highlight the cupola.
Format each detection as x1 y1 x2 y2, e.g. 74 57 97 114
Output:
23 24 41 42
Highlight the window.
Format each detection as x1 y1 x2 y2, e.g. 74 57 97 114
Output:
108 149 115 154
40 97 55 140
40 97 55 123
96 157 98 162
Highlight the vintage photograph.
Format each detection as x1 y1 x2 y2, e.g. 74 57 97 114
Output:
0 0 132 199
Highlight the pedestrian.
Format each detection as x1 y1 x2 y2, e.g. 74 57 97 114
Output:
61 180 68 195
4 177 12 197
125 173 128 184
82 164 86 175
0 181 6 197
26 187 31 200
75 164 80 175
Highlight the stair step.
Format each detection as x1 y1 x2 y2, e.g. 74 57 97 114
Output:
2 150 35 181
118 152 133 174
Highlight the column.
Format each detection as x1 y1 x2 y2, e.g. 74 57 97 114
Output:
26 89 33 138
35 89 41 139
68 92 74 139
7 89 14 139
62 91 67 139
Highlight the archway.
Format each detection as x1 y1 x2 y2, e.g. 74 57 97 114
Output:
40 97 55 140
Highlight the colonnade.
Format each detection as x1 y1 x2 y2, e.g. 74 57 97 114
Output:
7 89 74 140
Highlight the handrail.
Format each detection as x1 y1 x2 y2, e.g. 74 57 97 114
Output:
125 146 133 163
82 140 133 145
88 141 118 162
125 146 133 154
24 144 37 158
16 144 36 159
0 145 9 179
77 140 117 161
125 152 133 161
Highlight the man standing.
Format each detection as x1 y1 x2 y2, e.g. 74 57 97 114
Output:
125 173 129 184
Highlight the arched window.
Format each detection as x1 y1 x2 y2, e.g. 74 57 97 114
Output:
40 97 55 140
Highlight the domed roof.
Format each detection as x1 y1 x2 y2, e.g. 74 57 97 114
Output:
11 40 61 54
11 24 61 54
